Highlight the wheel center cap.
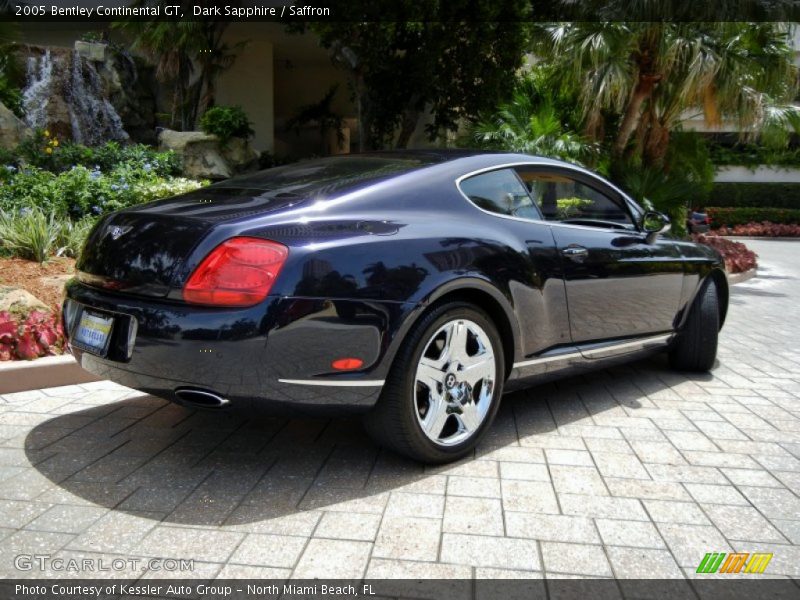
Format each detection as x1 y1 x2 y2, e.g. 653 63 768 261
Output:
444 373 458 389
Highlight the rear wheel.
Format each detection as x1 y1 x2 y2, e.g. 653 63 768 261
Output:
363 302 504 463
669 280 719 372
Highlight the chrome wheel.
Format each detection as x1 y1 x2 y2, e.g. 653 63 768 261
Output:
414 318 496 446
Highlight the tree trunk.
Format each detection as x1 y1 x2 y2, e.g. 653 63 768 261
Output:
396 108 420 149
644 120 670 169
612 75 657 160
629 101 655 163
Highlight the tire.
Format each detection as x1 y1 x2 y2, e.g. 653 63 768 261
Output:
363 302 505 463
669 280 719 372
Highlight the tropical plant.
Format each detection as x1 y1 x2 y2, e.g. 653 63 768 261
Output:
534 22 800 171
469 72 599 166
0 310 65 361
199 105 253 142
56 217 96 258
617 130 715 234
692 234 757 273
618 167 696 236
0 208 60 263
114 1 246 129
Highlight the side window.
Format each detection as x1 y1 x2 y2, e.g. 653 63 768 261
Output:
516 170 634 228
459 169 541 220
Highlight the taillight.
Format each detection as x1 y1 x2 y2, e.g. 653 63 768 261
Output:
183 237 288 307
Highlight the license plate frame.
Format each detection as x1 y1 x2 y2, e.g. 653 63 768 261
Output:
71 309 115 357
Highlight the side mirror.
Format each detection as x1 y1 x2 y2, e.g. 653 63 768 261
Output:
641 211 671 243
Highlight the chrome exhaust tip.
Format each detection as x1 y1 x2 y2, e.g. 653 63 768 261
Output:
174 388 230 408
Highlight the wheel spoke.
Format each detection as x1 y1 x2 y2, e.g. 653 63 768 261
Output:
421 393 450 439
442 320 469 363
457 400 481 434
460 353 494 387
417 358 444 388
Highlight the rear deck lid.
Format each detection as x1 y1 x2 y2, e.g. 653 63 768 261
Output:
76 212 212 297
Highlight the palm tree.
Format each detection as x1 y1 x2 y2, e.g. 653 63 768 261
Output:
114 1 243 130
189 21 246 125
535 22 800 170
469 72 599 166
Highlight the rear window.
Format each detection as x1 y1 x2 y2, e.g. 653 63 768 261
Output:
218 155 440 200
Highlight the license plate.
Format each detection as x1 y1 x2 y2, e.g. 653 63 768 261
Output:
72 310 114 357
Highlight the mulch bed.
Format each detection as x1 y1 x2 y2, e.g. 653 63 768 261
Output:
0 257 76 311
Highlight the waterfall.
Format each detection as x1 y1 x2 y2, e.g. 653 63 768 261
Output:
22 49 53 130
21 48 129 145
67 51 128 145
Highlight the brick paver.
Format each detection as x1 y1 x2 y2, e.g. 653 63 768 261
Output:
1 239 799 580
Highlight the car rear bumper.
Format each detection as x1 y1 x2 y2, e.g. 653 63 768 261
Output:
63 280 411 415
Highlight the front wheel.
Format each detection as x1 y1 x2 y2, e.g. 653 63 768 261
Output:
363 303 504 463
669 280 719 372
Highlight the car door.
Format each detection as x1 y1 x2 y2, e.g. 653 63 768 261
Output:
457 167 571 359
514 166 685 351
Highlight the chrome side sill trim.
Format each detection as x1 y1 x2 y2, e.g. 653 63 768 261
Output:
581 333 672 357
513 350 583 369
513 333 672 369
278 379 385 387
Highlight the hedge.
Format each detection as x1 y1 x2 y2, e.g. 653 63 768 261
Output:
708 182 800 209
707 206 800 228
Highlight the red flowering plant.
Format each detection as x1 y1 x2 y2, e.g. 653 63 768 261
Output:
692 234 758 274
0 309 65 360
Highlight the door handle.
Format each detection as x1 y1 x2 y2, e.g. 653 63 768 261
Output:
561 245 589 261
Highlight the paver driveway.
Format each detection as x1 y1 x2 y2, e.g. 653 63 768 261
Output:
0 239 798 582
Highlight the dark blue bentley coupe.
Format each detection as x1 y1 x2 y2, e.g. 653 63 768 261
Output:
63 151 726 462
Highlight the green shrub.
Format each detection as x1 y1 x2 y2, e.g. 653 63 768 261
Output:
0 208 60 263
555 197 592 219
134 177 207 203
200 105 254 142
707 206 800 228
56 217 97 259
619 167 698 237
708 183 800 209
14 132 181 177
709 143 800 168
0 165 207 220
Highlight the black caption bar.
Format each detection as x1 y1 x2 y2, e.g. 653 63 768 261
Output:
2 0 800 22
3 579 800 600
